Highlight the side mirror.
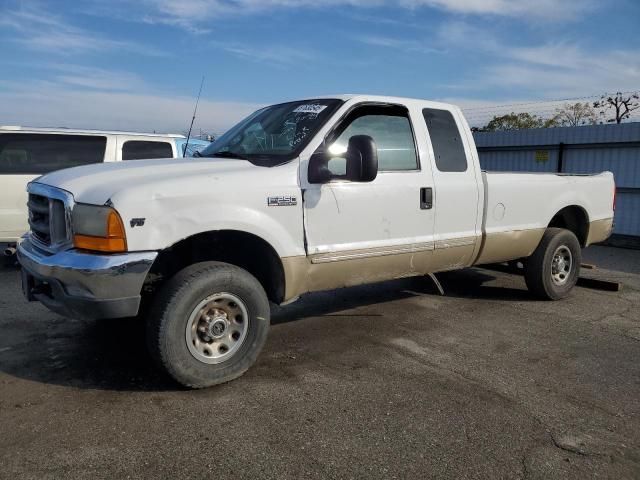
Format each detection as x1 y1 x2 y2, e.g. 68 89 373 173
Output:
308 135 378 184
345 135 378 183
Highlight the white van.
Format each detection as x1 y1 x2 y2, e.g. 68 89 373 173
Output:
0 126 186 246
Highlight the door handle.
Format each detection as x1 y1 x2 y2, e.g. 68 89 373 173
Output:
420 187 433 210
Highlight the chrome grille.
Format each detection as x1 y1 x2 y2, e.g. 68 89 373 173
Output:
28 193 53 245
26 184 74 252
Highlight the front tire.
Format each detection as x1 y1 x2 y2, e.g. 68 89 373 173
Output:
524 228 581 300
146 262 270 388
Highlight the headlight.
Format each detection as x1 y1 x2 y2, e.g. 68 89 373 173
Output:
72 204 127 253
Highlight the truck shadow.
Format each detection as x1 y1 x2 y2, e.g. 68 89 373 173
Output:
0 267 531 392
272 267 531 325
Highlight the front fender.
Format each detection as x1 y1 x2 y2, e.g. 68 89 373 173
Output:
120 197 305 258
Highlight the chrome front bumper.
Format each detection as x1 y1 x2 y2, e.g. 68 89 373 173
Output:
17 237 158 320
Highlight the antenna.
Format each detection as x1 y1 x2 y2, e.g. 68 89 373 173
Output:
184 76 205 158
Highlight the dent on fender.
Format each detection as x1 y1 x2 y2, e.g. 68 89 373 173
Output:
125 200 302 258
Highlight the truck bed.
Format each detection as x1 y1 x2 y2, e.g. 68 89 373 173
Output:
474 171 615 265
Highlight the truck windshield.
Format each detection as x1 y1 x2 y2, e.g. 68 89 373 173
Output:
199 99 343 166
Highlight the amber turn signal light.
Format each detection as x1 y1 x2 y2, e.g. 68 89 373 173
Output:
73 209 127 253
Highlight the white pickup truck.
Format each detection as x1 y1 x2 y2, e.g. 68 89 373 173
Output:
17 95 615 388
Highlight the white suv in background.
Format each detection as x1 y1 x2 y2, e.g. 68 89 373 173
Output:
0 126 187 247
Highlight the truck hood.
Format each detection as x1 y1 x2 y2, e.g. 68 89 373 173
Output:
35 157 263 205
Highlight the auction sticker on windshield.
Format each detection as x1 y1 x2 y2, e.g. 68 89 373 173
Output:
293 104 328 114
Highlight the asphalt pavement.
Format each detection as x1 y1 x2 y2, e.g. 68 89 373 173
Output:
0 245 639 479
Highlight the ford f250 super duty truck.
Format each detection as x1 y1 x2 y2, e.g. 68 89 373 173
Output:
17 95 615 388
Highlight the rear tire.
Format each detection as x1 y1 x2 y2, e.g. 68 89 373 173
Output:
524 228 581 300
146 261 270 388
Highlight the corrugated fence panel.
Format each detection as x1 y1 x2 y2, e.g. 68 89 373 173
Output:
479 149 558 172
474 122 640 147
563 147 640 189
473 122 640 238
612 192 640 236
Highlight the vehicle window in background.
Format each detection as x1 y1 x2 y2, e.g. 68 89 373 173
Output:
122 141 173 160
0 134 106 174
328 106 418 173
181 141 210 157
200 99 343 167
422 108 468 172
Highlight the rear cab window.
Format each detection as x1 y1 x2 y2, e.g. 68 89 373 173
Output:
0 133 106 174
422 108 468 172
122 141 173 160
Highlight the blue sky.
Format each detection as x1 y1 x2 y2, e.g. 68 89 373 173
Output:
1 0 639 133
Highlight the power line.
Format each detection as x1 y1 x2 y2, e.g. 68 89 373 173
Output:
462 90 639 112
464 108 640 119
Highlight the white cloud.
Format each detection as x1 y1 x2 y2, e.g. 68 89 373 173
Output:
211 41 316 65
50 65 148 91
399 0 593 19
0 2 165 56
0 84 261 135
434 21 640 99
354 35 443 54
482 56 640 98
105 0 596 31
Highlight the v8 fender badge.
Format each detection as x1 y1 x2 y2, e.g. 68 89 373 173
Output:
268 196 297 207
130 218 146 228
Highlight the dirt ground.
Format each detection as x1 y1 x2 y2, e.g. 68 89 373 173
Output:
0 245 639 479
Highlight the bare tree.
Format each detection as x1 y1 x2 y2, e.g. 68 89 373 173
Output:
593 91 640 124
553 102 597 127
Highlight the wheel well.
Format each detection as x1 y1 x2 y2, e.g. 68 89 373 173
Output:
548 206 589 247
144 231 286 304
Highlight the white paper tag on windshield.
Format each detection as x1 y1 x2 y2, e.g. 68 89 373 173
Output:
293 104 327 114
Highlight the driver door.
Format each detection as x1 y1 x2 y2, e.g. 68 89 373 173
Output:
302 103 436 288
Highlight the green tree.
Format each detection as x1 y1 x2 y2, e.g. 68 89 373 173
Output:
482 112 557 131
593 91 640 124
553 102 597 127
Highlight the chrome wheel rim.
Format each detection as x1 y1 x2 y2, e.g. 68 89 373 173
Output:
551 245 573 286
185 292 249 364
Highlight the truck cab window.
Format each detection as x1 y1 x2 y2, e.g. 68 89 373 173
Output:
422 108 467 172
328 105 418 173
122 141 173 160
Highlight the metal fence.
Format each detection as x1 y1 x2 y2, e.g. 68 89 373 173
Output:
473 122 640 240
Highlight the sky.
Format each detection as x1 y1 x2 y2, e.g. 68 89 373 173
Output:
0 0 639 134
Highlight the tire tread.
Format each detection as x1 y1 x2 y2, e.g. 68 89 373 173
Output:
524 228 581 300
146 261 269 389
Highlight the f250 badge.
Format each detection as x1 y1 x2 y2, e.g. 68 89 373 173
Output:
267 196 297 207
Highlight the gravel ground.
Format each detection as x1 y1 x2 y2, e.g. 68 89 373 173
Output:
0 245 639 479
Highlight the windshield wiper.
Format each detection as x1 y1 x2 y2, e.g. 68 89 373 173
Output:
207 151 250 160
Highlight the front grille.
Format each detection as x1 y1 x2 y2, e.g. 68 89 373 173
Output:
28 193 51 244
27 193 68 249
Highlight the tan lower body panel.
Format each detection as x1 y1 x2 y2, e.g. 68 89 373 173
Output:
281 231 540 302
431 238 477 273
282 239 478 302
281 222 611 302
586 218 613 246
282 249 434 301
474 228 546 266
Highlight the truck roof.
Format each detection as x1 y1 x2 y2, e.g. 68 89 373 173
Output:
0 125 186 138
311 94 459 111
